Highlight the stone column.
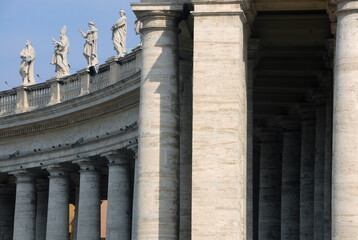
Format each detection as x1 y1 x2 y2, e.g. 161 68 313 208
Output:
72 175 80 240
257 129 282 240
179 47 193 240
252 140 260 240
131 4 182 239
279 119 301 240
104 152 131 240
298 106 316 240
191 2 248 239
76 159 101 240
313 97 326 240
35 179 48 240
12 171 36 240
45 165 69 240
0 183 15 240
332 1 358 238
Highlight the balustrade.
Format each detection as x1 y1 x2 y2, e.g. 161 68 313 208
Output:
0 49 141 116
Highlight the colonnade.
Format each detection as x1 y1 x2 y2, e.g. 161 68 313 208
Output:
0 150 134 240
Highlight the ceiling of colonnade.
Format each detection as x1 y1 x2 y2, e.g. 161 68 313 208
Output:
250 5 332 127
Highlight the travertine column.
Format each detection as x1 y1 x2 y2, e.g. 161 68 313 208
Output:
333 1 358 238
45 166 69 240
257 129 282 240
72 175 80 240
0 183 15 240
314 98 326 240
104 152 131 240
76 160 101 240
179 48 193 240
191 2 248 239
299 107 316 240
12 171 36 240
35 179 48 240
131 5 182 239
279 120 301 240
252 140 260 240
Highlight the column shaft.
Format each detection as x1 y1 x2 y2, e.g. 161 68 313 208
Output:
13 172 36 240
191 3 247 239
281 126 301 240
106 154 131 240
314 103 326 240
300 112 316 239
35 180 48 240
131 8 182 239
46 167 69 240
257 130 282 240
0 185 15 240
76 161 101 240
333 1 358 238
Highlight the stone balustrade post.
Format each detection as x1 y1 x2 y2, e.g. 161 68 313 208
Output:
131 4 183 239
103 151 131 240
106 57 120 84
11 170 36 240
47 78 61 104
256 128 282 240
77 69 90 95
45 165 69 240
333 0 358 238
75 159 101 240
14 86 28 113
278 118 301 240
35 179 48 240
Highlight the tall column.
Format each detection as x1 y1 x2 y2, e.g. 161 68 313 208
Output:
191 2 248 239
333 1 358 238
279 119 301 240
256 129 282 240
76 159 101 240
12 171 36 240
104 152 131 240
131 4 182 239
72 174 80 240
35 179 48 240
179 47 193 240
252 140 260 240
0 183 15 240
45 165 69 240
314 97 326 240
299 106 316 239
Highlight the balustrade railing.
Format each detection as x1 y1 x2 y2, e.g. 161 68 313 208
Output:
0 48 141 116
27 84 51 108
0 91 17 114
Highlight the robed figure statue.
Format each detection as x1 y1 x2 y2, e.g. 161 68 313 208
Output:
78 22 99 67
51 26 70 78
19 40 36 86
111 9 127 57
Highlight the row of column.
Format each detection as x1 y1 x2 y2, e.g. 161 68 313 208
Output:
8 151 132 240
254 97 333 239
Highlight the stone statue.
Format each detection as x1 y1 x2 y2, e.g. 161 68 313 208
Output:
19 40 36 86
78 22 99 67
135 18 143 46
51 26 70 78
111 9 127 57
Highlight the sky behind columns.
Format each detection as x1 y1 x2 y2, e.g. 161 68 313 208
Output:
0 0 139 91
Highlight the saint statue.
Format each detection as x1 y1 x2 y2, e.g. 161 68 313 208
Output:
135 18 143 46
78 22 99 67
111 9 127 57
51 26 70 78
19 40 36 86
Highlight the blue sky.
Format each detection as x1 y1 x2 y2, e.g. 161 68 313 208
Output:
0 0 139 91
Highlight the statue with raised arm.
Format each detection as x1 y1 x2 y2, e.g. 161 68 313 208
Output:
111 9 127 57
19 40 36 86
51 26 70 78
78 21 99 67
135 18 143 46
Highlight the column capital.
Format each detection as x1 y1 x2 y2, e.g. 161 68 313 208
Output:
44 164 68 179
101 150 130 166
73 158 99 173
10 170 36 183
297 104 316 120
335 0 358 14
277 117 301 131
255 128 282 143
